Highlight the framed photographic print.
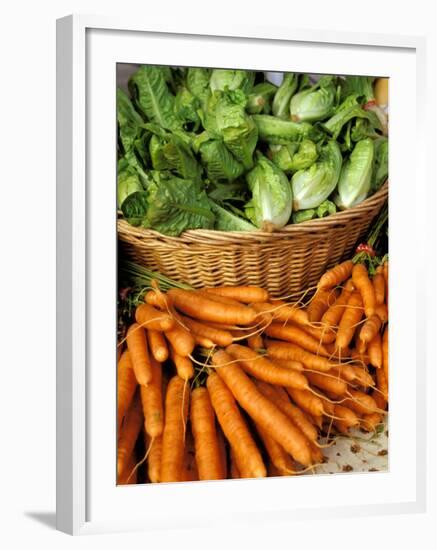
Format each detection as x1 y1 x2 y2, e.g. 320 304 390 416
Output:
56 14 427 535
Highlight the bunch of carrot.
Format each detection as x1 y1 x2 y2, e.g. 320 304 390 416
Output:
117 259 389 484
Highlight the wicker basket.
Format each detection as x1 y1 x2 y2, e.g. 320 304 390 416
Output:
118 182 388 297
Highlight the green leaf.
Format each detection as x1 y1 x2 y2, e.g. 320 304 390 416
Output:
372 137 388 191
143 173 215 236
335 138 374 209
208 181 248 203
186 68 211 106
289 77 336 122
210 201 257 232
272 73 298 119
198 138 244 182
270 140 318 173
253 114 319 144
340 75 375 102
121 190 149 225
128 65 180 130
247 82 278 114
316 199 337 218
174 86 201 131
322 94 382 139
210 69 255 94
117 163 143 208
292 209 317 223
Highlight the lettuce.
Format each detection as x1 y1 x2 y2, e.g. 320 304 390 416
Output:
210 69 255 94
272 73 298 119
198 138 244 182
210 201 257 231
372 137 388 191
270 140 318 173
335 138 374 209
289 76 336 122
253 114 319 144
247 82 278 114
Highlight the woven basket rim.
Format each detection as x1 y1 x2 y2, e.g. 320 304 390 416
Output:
118 180 388 244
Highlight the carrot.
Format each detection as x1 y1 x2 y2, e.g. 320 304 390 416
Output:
205 285 269 304
117 350 137 432
383 260 389 303
335 292 364 350
230 447 241 479
135 303 174 332
305 370 348 396
168 288 257 326
375 303 388 323
160 376 190 483
271 358 304 372
376 367 389 401
333 405 360 429
170 347 194 380
372 389 387 412
165 316 196 357
286 387 325 418
212 351 313 467
368 332 382 368
255 381 318 443
147 329 169 362
382 325 389 381
266 340 337 372
126 324 152 385
352 263 376 318
216 425 228 479
225 344 309 390
190 387 225 481
145 434 162 483
321 280 355 328
361 412 383 432
307 289 335 322
373 268 386 305
117 392 143 476
344 389 378 415
247 333 264 351
264 323 330 356
117 452 137 485
140 357 164 437
181 428 198 482
144 290 173 311
256 423 295 475
178 314 233 347
317 260 354 291
252 302 309 326
299 322 336 344
359 315 382 344
350 347 370 365
207 371 266 478
335 364 374 387
194 335 216 348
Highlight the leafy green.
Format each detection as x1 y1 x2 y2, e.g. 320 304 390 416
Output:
253 114 318 144
143 172 215 235
272 73 298 119
117 163 143 208
372 137 388 191
340 75 375 102
292 209 317 223
289 76 336 122
335 138 374 209
210 69 255 94
270 140 318 173
174 86 201 130
186 68 211 106
292 140 342 210
245 152 292 231
198 138 244 182
322 94 382 139
317 199 337 218
210 201 257 231
128 66 180 130
121 191 149 225
247 82 278 114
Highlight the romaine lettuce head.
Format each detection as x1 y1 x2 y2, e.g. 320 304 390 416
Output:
117 162 143 208
292 209 317 223
271 140 318 173
322 94 382 139
210 69 255 94
185 67 211 106
335 138 374 209
174 86 201 131
143 172 215 236
272 73 298 119
198 138 244 182
291 140 342 210
245 152 292 231
316 199 337 218
289 76 336 122
210 201 257 232
253 114 319 144
246 82 277 114
372 137 388 191
340 75 375 102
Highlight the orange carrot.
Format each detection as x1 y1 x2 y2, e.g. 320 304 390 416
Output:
372 388 387 412
307 289 336 322
205 285 269 304
225 344 309 390
135 303 175 332
286 387 325 418
145 433 162 483
335 292 364 350
117 392 143 477
361 412 383 432
336 364 374 388
383 261 389 303
299 322 336 344
344 389 378 415
147 329 169 362
247 333 264 350
321 279 355 328
160 376 190 483
266 340 337 372
212 351 313 467
382 325 389 381
375 303 388 323
178 314 233 347
181 428 198 482
271 358 304 372
168 288 257 326
117 452 137 485
264 323 330 356
126 324 152 385
165 316 196 358
350 347 370 365
352 263 376 318
376 367 388 401
216 425 228 479
230 447 241 479
140 357 164 437
252 302 309 326
373 268 385 306
317 260 354 291
117 350 137 432
333 405 360 429
144 290 173 311
191 387 225 481
305 370 348 396
368 332 382 368
207 372 266 478
359 314 382 344
255 381 318 443
256 423 295 475
170 346 194 380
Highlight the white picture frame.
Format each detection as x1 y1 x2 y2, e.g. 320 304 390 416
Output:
56 14 427 536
